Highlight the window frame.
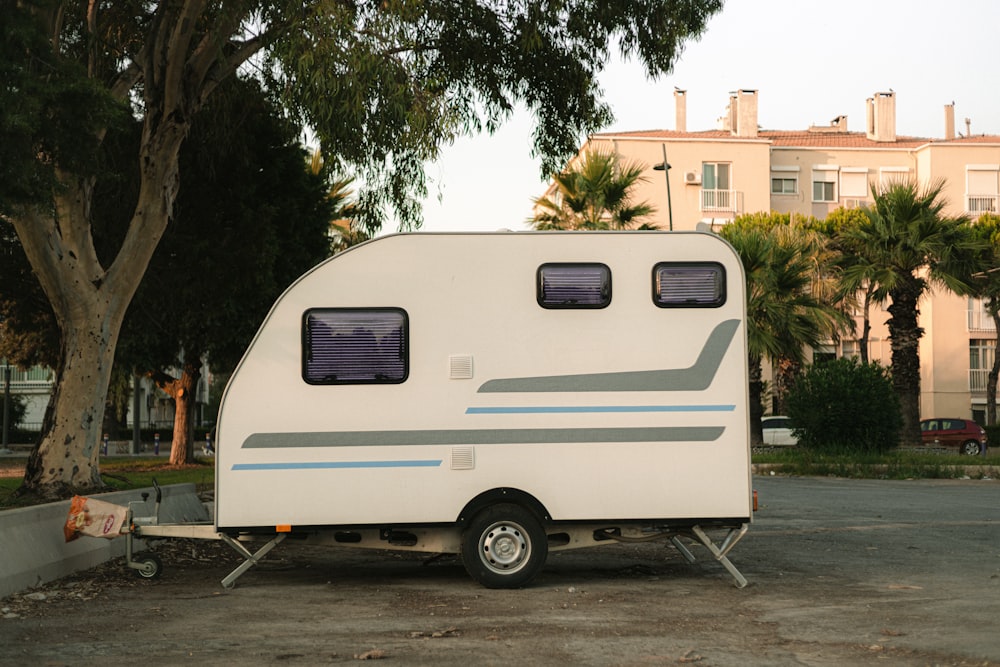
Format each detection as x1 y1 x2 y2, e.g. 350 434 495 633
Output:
536 262 612 309
651 261 727 309
301 307 409 385
771 177 797 195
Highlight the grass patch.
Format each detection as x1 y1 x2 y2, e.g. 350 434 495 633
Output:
753 447 1000 479
0 457 215 510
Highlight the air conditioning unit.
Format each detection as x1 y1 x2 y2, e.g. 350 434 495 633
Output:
684 171 702 184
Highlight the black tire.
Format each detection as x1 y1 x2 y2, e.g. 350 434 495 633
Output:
960 440 981 456
134 553 163 580
461 503 547 589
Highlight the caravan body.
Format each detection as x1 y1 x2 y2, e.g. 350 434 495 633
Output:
215 231 751 587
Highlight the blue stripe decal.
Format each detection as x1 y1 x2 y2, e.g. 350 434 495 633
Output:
466 405 736 414
233 460 442 471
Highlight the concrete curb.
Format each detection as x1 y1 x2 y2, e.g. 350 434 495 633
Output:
0 484 209 599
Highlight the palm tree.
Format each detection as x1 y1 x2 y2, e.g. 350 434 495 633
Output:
719 214 851 444
837 180 983 446
826 206 889 364
531 149 657 230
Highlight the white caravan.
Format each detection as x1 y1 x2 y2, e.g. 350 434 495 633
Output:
132 231 753 588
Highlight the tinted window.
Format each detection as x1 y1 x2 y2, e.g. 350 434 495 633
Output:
537 263 611 309
653 262 726 308
302 308 408 384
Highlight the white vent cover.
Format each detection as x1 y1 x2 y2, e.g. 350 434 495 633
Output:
451 446 475 470
449 354 474 379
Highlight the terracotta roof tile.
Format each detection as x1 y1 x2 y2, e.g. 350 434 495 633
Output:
592 128 1000 149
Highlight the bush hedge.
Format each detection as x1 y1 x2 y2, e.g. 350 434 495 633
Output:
786 358 901 454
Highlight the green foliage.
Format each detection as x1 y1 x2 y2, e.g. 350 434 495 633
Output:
115 76 335 376
719 214 850 365
786 358 901 454
752 448 999 480
531 149 656 229
2 391 28 430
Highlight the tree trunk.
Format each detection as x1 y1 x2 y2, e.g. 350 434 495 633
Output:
860 286 873 364
20 309 122 498
748 354 764 446
148 359 200 465
887 282 924 447
12 136 184 499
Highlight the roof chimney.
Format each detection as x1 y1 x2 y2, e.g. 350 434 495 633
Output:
944 102 955 140
735 89 758 138
866 91 896 142
674 88 687 132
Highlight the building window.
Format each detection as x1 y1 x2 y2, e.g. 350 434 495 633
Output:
967 165 999 214
970 339 995 394
812 344 836 364
812 179 836 202
771 177 797 195
841 340 860 359
537 263 611 309
878 167 910 187
702 162 733 210
968 297 996 332
839 168 869 200
702 162 731 191
652 262 726 308
302 308 408 384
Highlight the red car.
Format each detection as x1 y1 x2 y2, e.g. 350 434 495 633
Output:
919 418 987 456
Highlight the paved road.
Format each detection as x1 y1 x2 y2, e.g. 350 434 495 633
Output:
1 475 999 666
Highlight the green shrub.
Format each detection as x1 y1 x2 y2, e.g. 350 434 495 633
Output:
786 358 901 453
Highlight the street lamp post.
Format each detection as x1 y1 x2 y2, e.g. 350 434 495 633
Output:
652 144 673 231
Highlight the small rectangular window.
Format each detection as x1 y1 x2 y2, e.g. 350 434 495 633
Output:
537 263 611 309
302 308 408 384
812 180 836 202
771 177 796 194
653 263 725 308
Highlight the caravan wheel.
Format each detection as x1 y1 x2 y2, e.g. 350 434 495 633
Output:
461 503 547 589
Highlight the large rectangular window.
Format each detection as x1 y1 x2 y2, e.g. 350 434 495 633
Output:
537 263 611 309
653 262 726 308
302 308 408 384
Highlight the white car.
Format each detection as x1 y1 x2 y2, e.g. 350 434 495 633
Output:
762 416 798 446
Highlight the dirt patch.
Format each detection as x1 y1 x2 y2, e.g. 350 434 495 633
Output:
2 477 1000 666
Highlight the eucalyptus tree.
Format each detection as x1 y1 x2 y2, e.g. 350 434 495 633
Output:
531 149 657 230
718 213 851 444
838 180 984 446
0 0 723 499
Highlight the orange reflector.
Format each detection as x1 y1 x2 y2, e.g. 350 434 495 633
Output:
752 490 759 512
276 524 292 533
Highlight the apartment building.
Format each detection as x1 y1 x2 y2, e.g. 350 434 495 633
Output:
569 89 1000 423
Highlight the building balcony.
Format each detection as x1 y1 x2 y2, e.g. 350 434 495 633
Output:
970 368 991 394
701 189 743 214
968 309 997 334
1 364 55 393
967 195 998 215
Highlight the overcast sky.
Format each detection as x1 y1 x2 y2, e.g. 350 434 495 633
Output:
411 0 1000 233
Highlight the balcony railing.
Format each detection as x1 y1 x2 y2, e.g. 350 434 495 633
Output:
701 189 742 213
967 195 998 215
969 309 998 333
971 368 991 394
1 364 55 392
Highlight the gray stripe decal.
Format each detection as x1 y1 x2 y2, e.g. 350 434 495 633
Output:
242 426 724 449
476 319 740 393
233 460 442 470
466 404 735 414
